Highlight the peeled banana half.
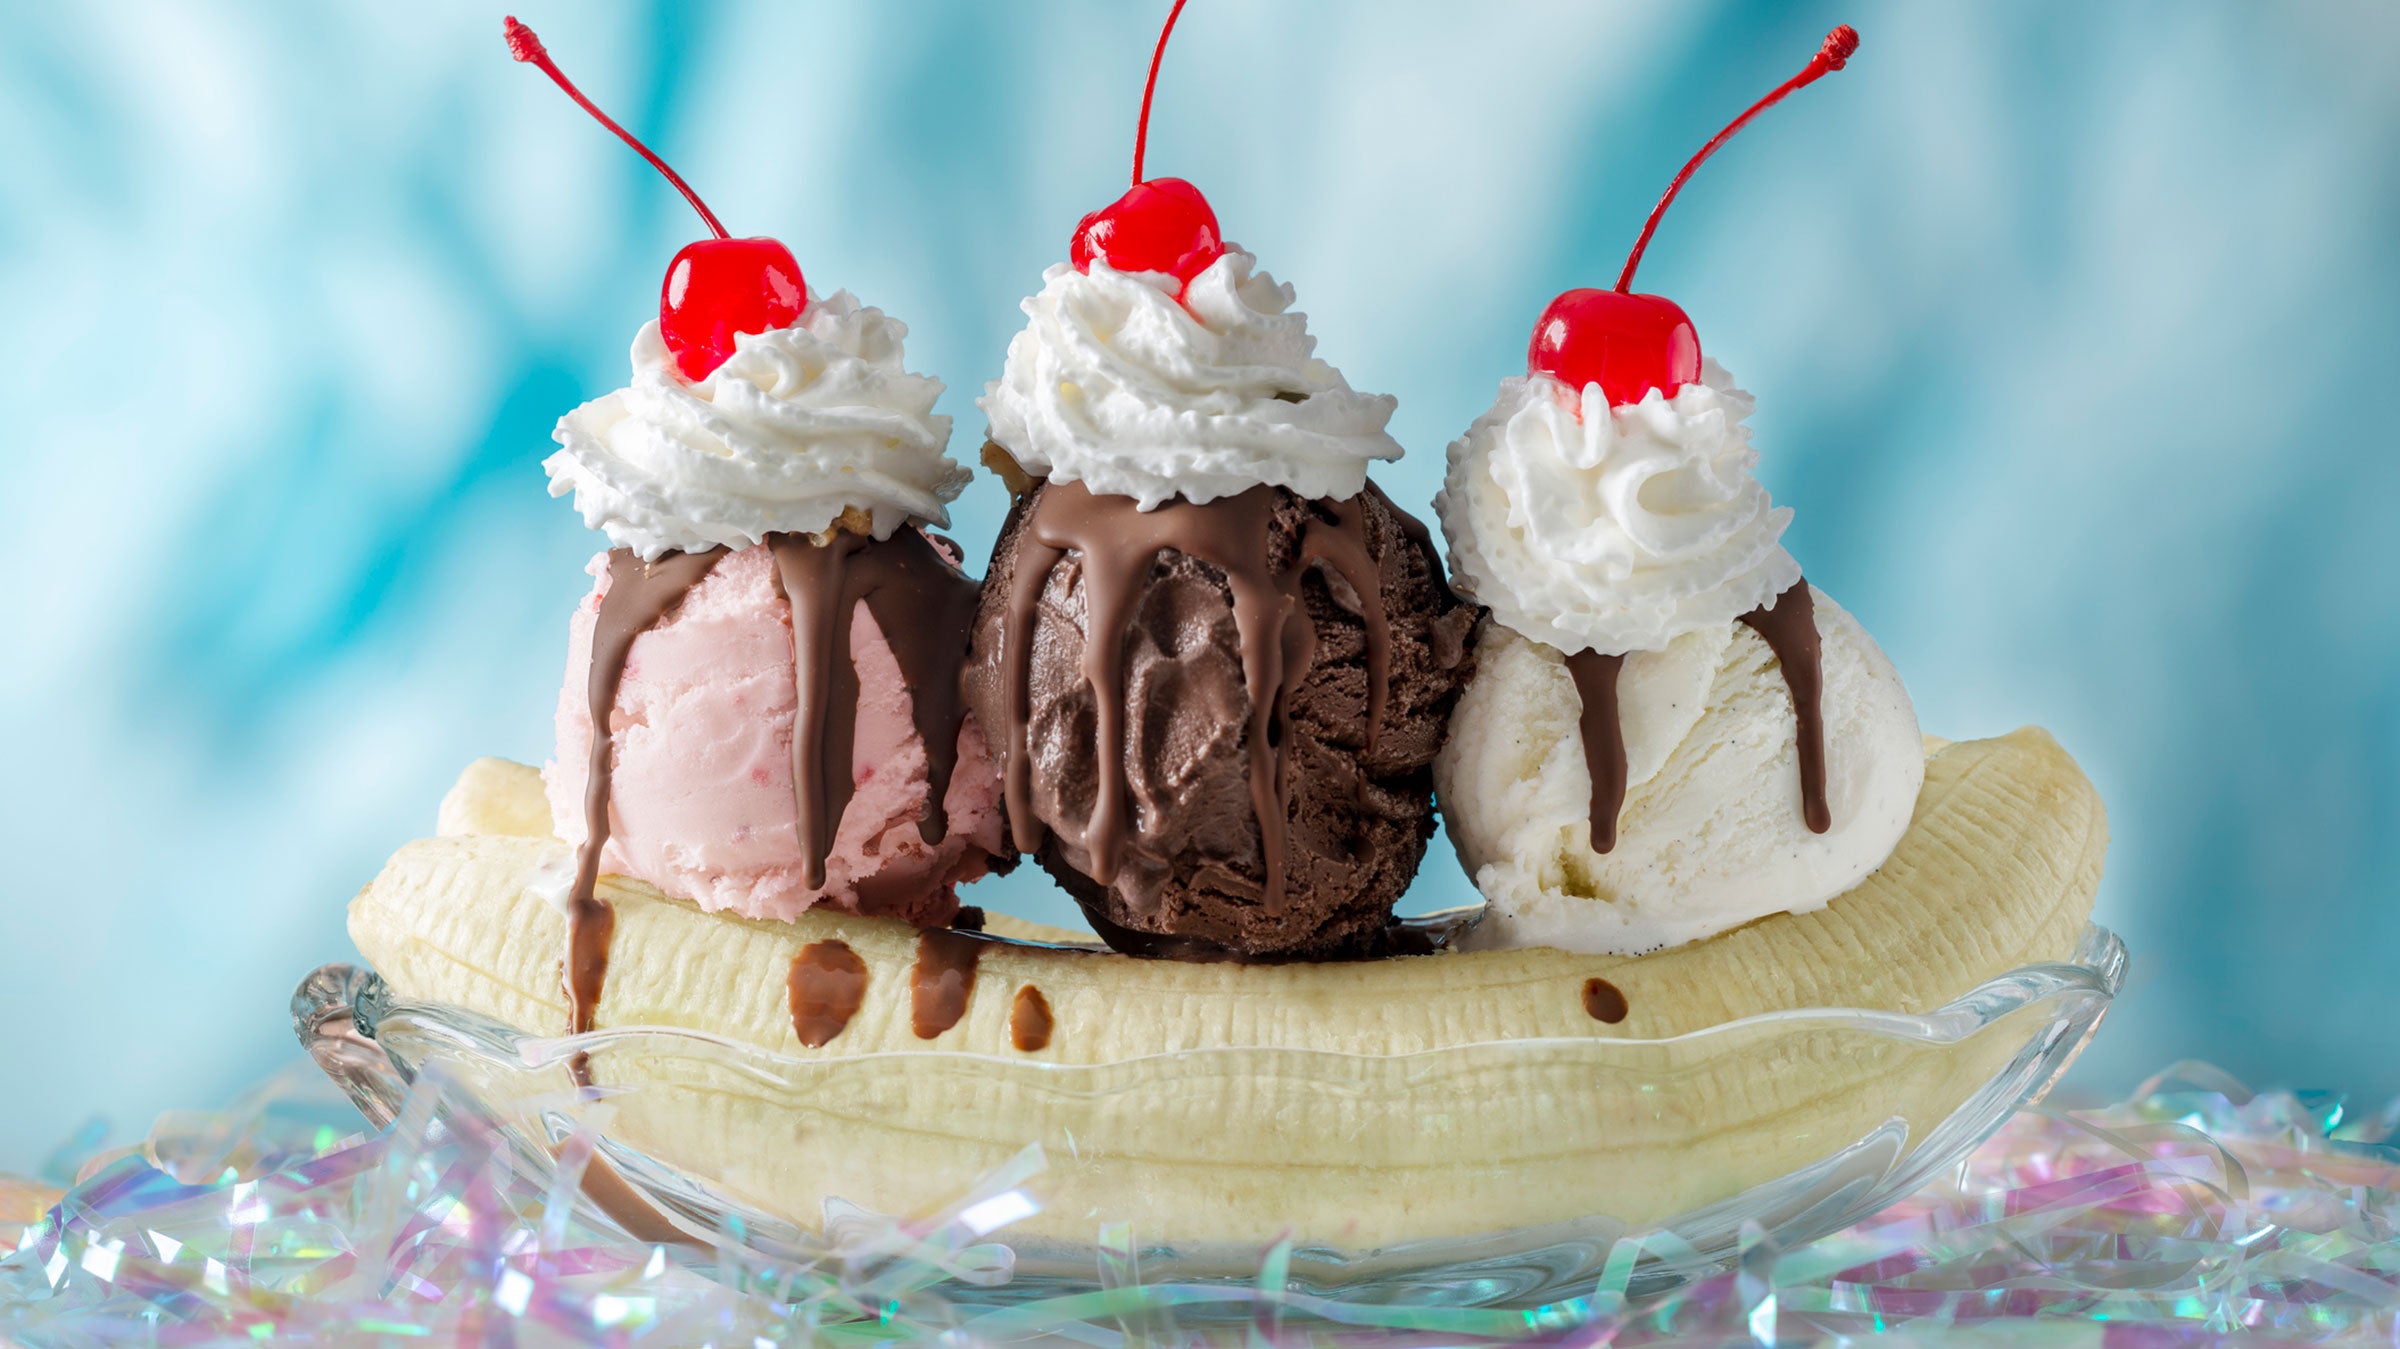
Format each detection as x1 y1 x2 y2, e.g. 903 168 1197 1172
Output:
347 728 2107 1248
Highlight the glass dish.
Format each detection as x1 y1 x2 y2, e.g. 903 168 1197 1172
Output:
294 923 2124 1310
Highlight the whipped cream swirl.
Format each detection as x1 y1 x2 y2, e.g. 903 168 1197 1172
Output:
1438 361 1798 656
547 291 968 559
979 249 1401 509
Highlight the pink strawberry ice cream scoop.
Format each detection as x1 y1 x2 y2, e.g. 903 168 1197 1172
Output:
546 542 1008 926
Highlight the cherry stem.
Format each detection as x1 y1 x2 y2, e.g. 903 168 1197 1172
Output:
1614 24 1859 294
1131 0 1192 187
504 16 730 241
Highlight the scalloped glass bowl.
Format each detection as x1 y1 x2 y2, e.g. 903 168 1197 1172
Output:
296 924 2123 1309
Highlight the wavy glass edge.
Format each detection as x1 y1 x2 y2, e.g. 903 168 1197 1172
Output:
294 923 2125 1309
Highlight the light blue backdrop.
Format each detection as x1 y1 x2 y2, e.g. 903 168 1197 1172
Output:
4 1 2397 1172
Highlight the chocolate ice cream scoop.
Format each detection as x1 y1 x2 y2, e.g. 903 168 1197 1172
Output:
963 466 1477 959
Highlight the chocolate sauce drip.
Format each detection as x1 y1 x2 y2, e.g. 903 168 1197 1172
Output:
1564 651 1630 854
1581 977 1630 1025
998 479 1391 917
561 901 615 1086
788 940 869 1048
1737 580 1831 834
766 528 982 889
1303 495 1390 754
909 928 984 1039
1558 578 1831 856
1366 480 1469 675
567 547 727 1083
1008 985 1054 1052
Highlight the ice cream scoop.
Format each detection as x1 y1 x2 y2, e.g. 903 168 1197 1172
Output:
547 542 1006 928
1435 31 1917 956
965 2 1474 959
541 291 999 928
1438 364 1920 953
964 479 1473 958
1438 595 1921 955
966 241 1472 957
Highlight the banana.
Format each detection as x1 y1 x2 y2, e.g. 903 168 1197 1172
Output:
351 729 2105 1247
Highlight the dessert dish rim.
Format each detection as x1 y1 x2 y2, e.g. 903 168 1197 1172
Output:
291 923 2122 1307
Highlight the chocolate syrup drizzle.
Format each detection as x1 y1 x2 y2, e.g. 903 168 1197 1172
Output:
567 548 728 1083
1567 578 1831 852
765 528 984 888
1736 580 1832 835
1564 652 1629 853
998 478 1393 917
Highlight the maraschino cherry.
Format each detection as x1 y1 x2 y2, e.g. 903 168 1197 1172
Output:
1069 0 1225 293
505 17 803 381
1530 25 1860 409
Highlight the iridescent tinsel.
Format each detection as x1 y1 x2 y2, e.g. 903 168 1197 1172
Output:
3 1061 2395 1345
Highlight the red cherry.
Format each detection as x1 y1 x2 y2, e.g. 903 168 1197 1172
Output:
1071 177 1224 283
1067 0 1226 293
661 237 806 380
507 17 805 381
1528 25 1859 408
1528 289 1700 407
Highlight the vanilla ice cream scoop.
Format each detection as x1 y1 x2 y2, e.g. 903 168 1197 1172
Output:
1437 592 1921 955
1435 358 1924 955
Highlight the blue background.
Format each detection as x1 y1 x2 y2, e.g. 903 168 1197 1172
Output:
4 1 2397 1173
